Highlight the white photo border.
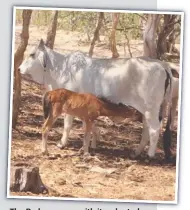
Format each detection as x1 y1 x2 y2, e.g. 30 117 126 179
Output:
7 6 185 205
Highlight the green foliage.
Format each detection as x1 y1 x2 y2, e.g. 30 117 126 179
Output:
15 10 181 43
32 10 53 26
15 9 22 24
118 13 143 40
57 11 97 32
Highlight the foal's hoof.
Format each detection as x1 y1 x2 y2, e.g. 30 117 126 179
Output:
84 152 91 157
57 142 65 149
83 152 92 161
41 151 49 156
77 146 84 155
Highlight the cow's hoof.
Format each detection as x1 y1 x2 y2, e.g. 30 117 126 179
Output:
148 149 156 159
145 155 157 164
90 148 96 156
164 155 173 164
129 150 139 160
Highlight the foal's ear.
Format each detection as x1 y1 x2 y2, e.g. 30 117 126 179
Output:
38 39 45 51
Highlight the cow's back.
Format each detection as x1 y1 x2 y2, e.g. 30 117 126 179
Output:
56 53 169 114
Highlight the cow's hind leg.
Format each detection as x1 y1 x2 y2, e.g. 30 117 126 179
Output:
57 114 74 149
132 116 149 158
170 97 178 130
146 111 161 158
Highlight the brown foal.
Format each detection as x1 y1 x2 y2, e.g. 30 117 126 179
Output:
41 88 141 155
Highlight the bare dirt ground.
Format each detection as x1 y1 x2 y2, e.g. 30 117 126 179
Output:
9 25 179 202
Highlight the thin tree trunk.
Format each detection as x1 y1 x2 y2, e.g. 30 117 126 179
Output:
168 31 175 53
124 33 132 58
45 11 58 49
89 12 104 57
110 13 120 58
157 15 177 59
12 9 32 129
143 14 160 58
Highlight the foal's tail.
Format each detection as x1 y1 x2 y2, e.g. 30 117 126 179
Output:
42 91 52 120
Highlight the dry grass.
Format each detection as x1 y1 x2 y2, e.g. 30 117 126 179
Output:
9 25 179 202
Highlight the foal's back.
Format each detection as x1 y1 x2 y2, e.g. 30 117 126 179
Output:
46 88 105 120
45 88 142 122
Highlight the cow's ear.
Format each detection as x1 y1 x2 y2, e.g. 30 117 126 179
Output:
38 38 45 50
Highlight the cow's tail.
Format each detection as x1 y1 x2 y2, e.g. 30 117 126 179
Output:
162 66 174 161
42 91 52 120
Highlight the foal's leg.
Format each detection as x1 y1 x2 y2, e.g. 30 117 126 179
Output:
91 123 100 149
57 114 74 148
78 121 87 153
42 116 54 155
83 120 93 155
82 121 99 149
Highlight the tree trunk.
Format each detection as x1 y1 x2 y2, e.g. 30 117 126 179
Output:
110 13 120 58
157 15 177 59
168 30 175 53
124 33 132 58
45 11 58 49
88 12 104 57
143 14 160 58
12 9 32 129
10 166 48 194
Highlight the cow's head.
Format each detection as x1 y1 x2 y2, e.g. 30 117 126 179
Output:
18 39 47 84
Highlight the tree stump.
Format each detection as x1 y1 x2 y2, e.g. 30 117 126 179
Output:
10 166 48 194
